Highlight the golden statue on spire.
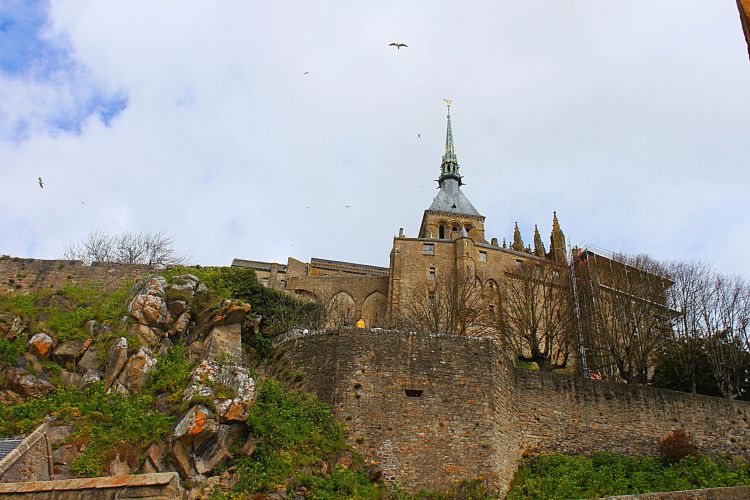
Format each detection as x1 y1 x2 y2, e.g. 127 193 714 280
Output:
442 98 452 109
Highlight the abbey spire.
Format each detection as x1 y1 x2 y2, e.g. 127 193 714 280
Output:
439 99 461 185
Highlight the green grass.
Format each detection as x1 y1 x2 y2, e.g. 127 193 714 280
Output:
0 384 173 477
507 452 750 500
142 343 196 404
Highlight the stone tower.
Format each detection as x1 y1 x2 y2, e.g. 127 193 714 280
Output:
418 102 487 243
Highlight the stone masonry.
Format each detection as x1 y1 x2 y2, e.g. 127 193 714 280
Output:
283 329 750 496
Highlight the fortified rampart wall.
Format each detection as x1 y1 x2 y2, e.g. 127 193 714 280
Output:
517 370 750 458
283 330 750 495
0 258 150 294
282 330 520 494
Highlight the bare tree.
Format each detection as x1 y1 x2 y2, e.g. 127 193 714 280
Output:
664 260 713 394
398 273 491 337
62 230 185 267
580 253 673 384
495 264 577 371
697 272 750 399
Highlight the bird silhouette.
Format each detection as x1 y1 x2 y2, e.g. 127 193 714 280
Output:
38 177 44 189
418 133 421 138
303 71 310 75
345 205 351 208
389 43 407 50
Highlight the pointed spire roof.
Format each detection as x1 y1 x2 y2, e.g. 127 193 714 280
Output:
427 100 481 217
511 222 525 252
533 224 546 257
439 99 461 185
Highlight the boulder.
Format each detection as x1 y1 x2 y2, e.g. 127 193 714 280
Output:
193 424 244 475
169 312 191 337
144 442 167 473
211 300 251 327
130 322 161 347
52 443 79 480
82 369 103 386
128 277 170 327
77 344 100 372
203 324 242 364
27 333 54 360
158 337 173 357
168 282 195 302
171 440 193 479
173 405 218 442
112 346 157 395
6 367 54 397
52 339 91 367
60 369 84 388
183 360 255 422
103 337 128 388
167 300 188 317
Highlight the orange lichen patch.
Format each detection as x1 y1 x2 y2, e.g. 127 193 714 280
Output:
186 408 208 437
31 340 52 358
80 338 92 353
219 400 247 422
443 465 459 474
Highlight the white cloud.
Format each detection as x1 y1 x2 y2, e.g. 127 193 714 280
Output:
1 0 750 276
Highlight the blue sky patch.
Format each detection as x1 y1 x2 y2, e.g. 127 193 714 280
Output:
0 0 127 138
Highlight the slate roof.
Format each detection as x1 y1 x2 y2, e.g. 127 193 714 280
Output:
0 438 23 461
428 178 481 217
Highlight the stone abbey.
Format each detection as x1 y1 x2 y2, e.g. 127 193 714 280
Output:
233 104 570 332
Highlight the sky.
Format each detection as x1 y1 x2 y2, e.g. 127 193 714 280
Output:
1 1 749 276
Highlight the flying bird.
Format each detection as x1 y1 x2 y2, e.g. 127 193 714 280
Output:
389 42 407 50
303 71 309 75
345 205 351 208
417 133 421 138
37 177 44 189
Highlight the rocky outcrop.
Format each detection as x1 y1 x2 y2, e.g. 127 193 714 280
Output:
128 277 170 328
103 337 128 389
183 360 255 422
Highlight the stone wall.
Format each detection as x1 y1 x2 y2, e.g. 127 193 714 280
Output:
516 370 750 458
282 330 520 494
0 422 52 483
0 472 184 498
284 330 750 494
0 258 151 294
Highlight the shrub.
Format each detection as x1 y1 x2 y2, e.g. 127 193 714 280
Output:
143 343 195 403
0 384 173 477
658 429 700 465
507 452 750 499
232 379 381 497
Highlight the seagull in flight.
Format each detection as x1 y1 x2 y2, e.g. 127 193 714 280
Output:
389 42 407 50
303 71 310 75
345 205 351 208
417 133 421 138
37 177 44 189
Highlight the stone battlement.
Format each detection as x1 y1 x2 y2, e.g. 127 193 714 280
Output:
282 329 750 495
